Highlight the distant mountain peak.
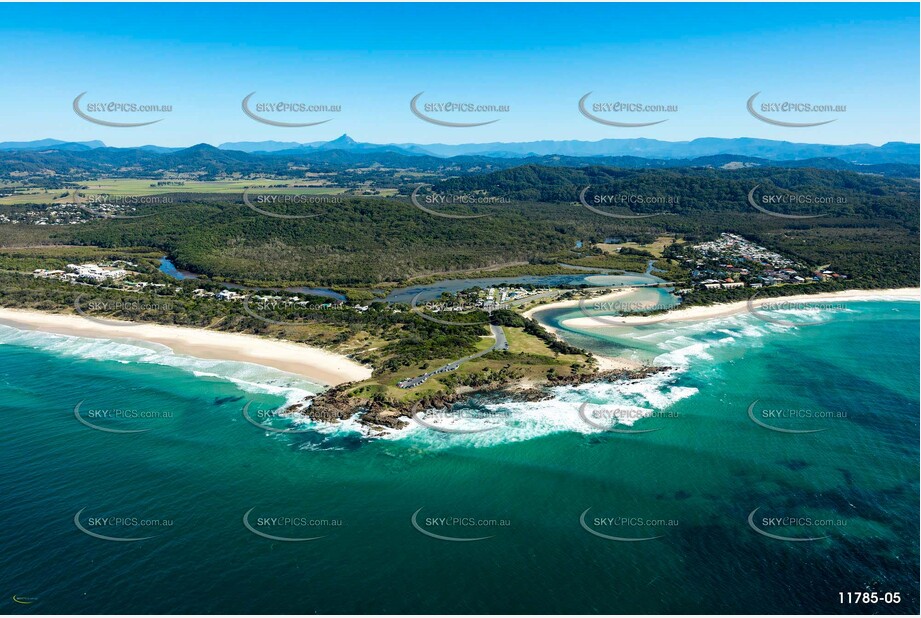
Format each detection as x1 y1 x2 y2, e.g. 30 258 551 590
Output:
326 134 357 146
185 143 220 152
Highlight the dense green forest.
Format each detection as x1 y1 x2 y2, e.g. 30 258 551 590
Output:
1 145 916 185
0 160 916 400
8 163 908 288
435 165 919 222
0 164 916 289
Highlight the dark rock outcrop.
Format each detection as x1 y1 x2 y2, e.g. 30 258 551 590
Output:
294 365 672 432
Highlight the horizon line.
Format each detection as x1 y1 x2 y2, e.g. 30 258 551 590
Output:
3 135 919 150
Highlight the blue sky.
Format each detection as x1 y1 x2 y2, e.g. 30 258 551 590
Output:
0 3 917 147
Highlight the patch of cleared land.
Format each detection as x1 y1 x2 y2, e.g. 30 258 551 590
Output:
595 235 675 257
0 178 347 205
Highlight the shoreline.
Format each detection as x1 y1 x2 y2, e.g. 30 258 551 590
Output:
519 286 919 373
541 318 644 371
521 289 643 371
522 288 635 320
556 287 920 327
0 307 372 386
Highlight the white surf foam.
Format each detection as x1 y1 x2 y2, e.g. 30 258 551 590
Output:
387 368 698 449
385 305 830 448
0 323 323 409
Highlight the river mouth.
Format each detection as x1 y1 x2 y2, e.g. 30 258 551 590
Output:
159 257 666 306
385 271 666 304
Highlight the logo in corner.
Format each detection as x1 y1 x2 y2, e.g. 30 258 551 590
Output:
242 508 327 542
73 508 158 542
73 400 151 434
410 508 495 542
746 291 840 329
577 403 665 434
746 92 837 128
746 400 827 434
579 508 665 542
410 401 503 435
747 507 830 542
410 92 500 128
72 92 164 128
242 401 314 434
747 185 825 220
71 190 155 220
578 92 668 127
410 184 490 220
240 92 333 128
579 186 668 219
242 188 323 219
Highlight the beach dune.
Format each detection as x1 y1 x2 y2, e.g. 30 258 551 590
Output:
0 308 371 386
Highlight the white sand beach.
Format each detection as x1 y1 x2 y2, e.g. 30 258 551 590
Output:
0 307 372 386
518 286 919 370
521 288 635 320
557 287 921 328
520 289 643 370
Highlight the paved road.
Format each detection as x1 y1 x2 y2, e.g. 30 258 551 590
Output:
489 324 508 351
398 325 507 388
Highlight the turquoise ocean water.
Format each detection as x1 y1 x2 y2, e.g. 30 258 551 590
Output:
1 298 918 614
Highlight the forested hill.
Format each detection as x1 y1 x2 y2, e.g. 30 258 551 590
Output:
0 145 917 182
433 165 920 222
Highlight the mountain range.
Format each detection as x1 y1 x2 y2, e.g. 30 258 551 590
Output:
0 138 107 152
1 136 917 165
0 141 917 180
216 135 919 164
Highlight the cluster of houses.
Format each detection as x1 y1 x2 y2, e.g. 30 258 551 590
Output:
192 289 246 301
421 286 549 314
694 234 794 267
813 269 848 282
697 279 746 290
0 197 155 226
192 288 355 310
31 260 380 316
2 203 90 226
676 234 846 291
